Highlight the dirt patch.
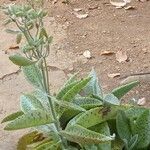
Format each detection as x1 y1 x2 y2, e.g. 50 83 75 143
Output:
0 0 150 149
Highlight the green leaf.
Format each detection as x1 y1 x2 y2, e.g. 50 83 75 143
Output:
125 107 146 119
1 111 24 123
9 54 36 66
3 19 12 25
116 110 131 141
47 36 53 44
104 93 120 105
60 124 115 144
32 90 50 112
20 94 45 113
88 122 111 150
52 97 86 112
83 68 103 97
65 73 78 86
112 81 139 99
62 77 91 102
5 29 20 34
56 80 80 100
128 134 138 150
36 124 60 141
39 27 48 39
73 97 102 109
16 33 22 44
4 110 53 130
22 64 43 88
68 106 125 128
132 110 150 149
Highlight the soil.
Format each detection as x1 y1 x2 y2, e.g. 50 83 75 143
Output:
0 0 150 149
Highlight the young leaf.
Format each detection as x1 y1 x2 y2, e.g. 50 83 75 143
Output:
1 111 24 123
5 29 20 34
83 68 103 97
62 77 91 102
20 94 45 113
16 33 22 44
60 124 115 144
116 110 131 141
3 19 12 25
104 93 120 105
132 110 150 149
112 81 139 99
22 64 43 88
9 54 36 66
39 27 48 39
4 110 53 130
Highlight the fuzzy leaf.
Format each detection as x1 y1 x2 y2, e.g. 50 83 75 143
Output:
132 110 150 149
128 134 138 150
52 97 86 112
4 110 53 130
60 124 115 144
104 94 120 105
9 54 36 66
112 81 139 99
67 106 125 128
116 110 131 141
62 77 91 102
73 97 102 109
22 64 43 88
1 111 24 123
36 124 60 141
20 94 45 113
56 81 80 100
83 69 103 97
32 90 50 111
87 122 111 150
64 73 78 86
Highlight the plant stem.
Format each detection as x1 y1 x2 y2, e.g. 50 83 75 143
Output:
43 58 67 149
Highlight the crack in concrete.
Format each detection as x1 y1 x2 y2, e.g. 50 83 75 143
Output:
0 69 21 82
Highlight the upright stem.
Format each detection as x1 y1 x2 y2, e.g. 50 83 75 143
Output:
42 58 67 149
12 14 67 149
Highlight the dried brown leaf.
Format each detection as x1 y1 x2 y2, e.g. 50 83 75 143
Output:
9 45 19 50
110 0 127 7
101 50 115 56
74 13 88 19
116 51 128 63
137 97 146 106
108 73 120 78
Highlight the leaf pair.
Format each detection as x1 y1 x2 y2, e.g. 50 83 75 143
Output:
56 76 92 102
